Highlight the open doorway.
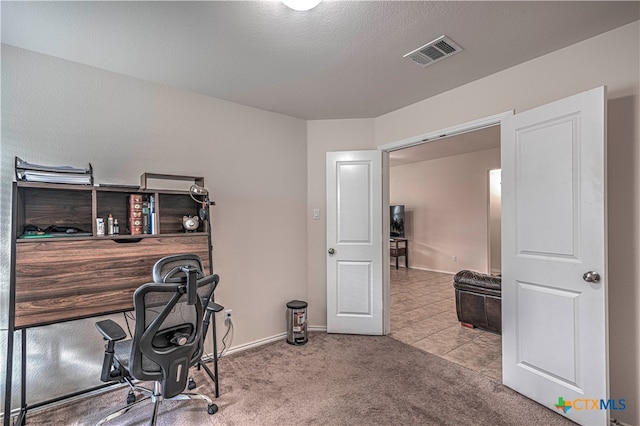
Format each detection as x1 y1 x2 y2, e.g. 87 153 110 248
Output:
388 125 500 273
386 124 503 380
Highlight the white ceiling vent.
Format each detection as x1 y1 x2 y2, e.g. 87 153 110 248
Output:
404 35 463 68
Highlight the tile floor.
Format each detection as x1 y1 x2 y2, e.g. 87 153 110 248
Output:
389 267 503 381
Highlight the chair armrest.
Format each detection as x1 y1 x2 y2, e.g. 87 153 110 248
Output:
96 319 127 383
96 319 127 341
207 301 224 313
198 273 219 287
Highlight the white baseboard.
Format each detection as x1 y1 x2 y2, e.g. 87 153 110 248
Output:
203 326 326 360
206 332 286 359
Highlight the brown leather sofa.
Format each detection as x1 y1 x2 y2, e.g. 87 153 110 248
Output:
453 270 501 334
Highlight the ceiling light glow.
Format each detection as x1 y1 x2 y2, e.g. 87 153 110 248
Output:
282 0 322 11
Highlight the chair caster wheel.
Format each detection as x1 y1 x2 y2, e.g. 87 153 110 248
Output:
126 391 136 404
208 403 218 415
188 378 196 390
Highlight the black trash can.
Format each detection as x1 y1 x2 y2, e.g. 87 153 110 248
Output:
286 300 308 345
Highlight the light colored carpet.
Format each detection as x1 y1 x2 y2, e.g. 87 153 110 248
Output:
22 332 574 425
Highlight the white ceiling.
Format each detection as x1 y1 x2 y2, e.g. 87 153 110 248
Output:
2 1 638 121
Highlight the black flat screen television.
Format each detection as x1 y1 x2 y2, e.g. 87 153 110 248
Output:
390 205 405 238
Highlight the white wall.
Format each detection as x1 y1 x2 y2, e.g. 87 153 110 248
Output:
1 45 308 405
390 148 500 274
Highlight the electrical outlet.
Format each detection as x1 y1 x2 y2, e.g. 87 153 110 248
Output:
452 255 457 262
224 309 232 322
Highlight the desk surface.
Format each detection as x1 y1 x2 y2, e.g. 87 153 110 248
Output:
14 235 209 328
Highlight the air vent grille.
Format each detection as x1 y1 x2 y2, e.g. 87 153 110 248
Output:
404 35 463 68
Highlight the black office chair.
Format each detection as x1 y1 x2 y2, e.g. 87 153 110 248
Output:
152 254 224 393
95 262 219 425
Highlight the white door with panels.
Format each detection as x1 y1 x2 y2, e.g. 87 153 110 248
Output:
326 150 384 335
501 86 608 425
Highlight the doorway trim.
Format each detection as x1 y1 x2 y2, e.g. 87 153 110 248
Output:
378 110 513 334
379 111 513 153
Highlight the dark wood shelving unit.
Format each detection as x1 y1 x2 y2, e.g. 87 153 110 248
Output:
5 177 218 426
15 180 208 239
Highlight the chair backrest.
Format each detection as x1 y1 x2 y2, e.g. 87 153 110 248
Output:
152 253 217 324
129 255 218 398
152 253 206 283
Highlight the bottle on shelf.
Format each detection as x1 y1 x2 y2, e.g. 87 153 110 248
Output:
107 214 114 236
96 218 105 236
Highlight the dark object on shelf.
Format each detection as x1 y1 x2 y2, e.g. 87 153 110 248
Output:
98 183 140 190
22 224 45 235
390 205 405 238
94 263 219 424
19 224 91 239
453 270 502 334
43 225 87 234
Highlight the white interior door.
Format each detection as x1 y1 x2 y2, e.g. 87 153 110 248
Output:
501 87 608 425
326 150 384 334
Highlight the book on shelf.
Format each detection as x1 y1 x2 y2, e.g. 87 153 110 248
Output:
142 199 150 234
128 194 143 235
149 195 157 234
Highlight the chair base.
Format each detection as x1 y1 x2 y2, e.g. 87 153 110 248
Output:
96 382 217 426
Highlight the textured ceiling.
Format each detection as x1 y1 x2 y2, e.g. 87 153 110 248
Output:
1 1 639 120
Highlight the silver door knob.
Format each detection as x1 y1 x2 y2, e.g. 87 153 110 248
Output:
328 248 335 255
583 271 601 283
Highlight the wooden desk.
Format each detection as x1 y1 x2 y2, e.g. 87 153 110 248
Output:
390 238 408 269
14 235 209 328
